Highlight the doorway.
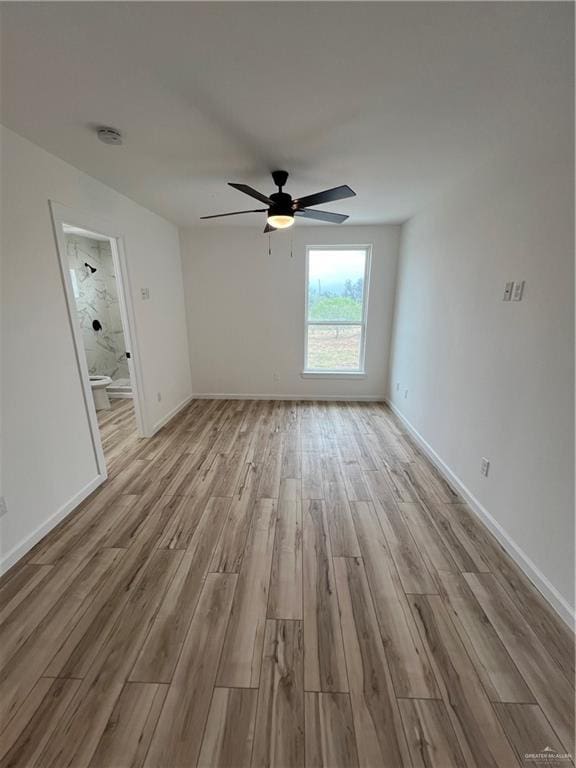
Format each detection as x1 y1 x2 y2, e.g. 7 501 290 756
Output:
50 202 146 479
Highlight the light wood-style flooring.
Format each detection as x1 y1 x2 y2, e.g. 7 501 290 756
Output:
0 397 573 767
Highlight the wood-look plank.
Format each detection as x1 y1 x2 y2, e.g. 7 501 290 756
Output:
401 458 460 505
36 550 182 768
465 572 575 754
155 493 209 550
409 594 521 767
369 429 411 463
44 493 183 679
217 499 276 687
281 445 301 480
268 479 303 620
493 703 574 768
88 682 168 768
0 564 52 625
302 451 324 500
112 456 171 496
321 454 342 486
257 434 283 499
159 446 221 498
144 573 237 768
398 698 467 768
0 556 89 674
420 498 489 573
102 492 176 549
130 497 230 682
305 692 359 768
0 678 80 766
398 501 459 574
26 481 138 565
351 500 439 699
210 462 260 572
383 462 419 503
0 548 125 728
325 482 360 557
437 571 534 703
333 557 410 768
198 688 258 768
303 500 348 693
452 502 575 683
351 433 379 471
211 434 254 497
340 459 371 502
364 471 437 594
251 620 305 768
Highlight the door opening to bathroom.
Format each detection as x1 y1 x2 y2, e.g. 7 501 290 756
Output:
51 204 146 479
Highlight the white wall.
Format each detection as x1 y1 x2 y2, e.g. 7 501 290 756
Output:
387 129 574 620
0 126 192 568
181 225 400 399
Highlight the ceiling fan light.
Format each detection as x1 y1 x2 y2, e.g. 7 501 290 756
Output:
267 213 294 229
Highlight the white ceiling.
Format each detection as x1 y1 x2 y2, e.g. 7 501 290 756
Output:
1 2 572 227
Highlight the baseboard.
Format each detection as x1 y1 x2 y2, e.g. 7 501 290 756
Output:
386 398 575 629
192 393 386 402
150 394 194 435
0 474 105 575
108 392 133 400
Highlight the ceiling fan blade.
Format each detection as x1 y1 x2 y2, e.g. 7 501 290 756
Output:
228 183 274 205
295 209 349 224
294 184 356 209
263 222 276 233
200 208 267 219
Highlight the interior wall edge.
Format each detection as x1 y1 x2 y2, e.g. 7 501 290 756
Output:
0 473 104 576
149 394 195 435
386 398 575 629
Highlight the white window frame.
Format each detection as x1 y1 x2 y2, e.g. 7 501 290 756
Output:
303 244 372 377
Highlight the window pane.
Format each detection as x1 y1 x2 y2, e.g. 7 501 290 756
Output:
306 325 362 370
307 249 366 322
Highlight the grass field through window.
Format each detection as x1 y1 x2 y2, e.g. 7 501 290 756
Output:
306 325 361 369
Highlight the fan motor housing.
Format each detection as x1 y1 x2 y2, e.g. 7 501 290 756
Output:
269 191 293 215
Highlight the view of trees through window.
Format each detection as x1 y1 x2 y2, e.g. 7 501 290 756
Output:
305 248 369 371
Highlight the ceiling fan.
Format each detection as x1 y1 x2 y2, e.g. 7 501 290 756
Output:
200 170 356 232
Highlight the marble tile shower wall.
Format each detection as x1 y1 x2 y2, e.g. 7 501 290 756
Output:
66 234 130 380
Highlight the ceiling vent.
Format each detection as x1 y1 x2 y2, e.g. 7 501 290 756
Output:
96 126 123 145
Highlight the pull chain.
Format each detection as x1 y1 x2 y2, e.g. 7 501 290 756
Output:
268 232 271 257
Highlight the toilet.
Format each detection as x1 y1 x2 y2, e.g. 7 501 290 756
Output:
89 375 113 411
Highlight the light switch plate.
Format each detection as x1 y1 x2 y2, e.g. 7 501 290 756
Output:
503 281 514 301
513 280 525 301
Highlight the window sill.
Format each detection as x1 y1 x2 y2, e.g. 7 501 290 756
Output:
301 371 367 380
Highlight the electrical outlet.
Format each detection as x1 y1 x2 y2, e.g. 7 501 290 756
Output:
272 372 280 384
480 457 490 477
512 280 525 301
404 389 408 399
141 287 150 300
503 282 514 301
0 496 7 517
157 392 162 402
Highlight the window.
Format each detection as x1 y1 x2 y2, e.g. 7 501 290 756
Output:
304 245 371 374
